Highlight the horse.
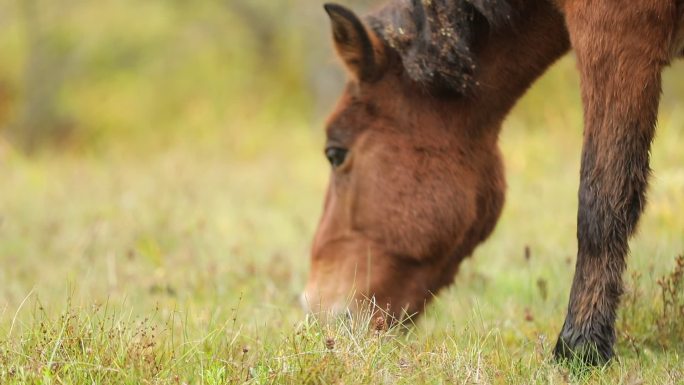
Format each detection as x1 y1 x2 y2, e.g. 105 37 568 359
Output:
301 0 684 365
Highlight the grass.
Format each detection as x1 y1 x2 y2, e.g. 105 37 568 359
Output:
1 57 684 384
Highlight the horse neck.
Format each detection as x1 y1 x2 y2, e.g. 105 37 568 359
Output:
464 1 570 134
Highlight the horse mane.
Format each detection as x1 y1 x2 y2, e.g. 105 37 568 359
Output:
368 0 514 95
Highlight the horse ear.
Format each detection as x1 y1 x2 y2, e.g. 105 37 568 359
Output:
324 3 385 82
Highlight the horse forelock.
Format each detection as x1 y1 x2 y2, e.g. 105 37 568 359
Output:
368 0 513 96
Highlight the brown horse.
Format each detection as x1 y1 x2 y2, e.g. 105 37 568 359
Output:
302 0 684 365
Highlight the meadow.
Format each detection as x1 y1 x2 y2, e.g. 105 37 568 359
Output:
1 1 684 384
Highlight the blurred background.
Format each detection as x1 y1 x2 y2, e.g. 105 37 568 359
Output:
0 0 379 155
0 0 683 340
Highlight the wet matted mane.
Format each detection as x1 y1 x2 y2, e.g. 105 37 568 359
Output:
368 0 514 94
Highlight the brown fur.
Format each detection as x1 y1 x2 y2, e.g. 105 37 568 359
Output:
305 0 684 365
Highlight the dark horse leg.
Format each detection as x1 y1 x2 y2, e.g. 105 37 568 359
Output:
554 1 676 365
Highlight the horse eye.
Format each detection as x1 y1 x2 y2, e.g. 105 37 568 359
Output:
325 147 348 168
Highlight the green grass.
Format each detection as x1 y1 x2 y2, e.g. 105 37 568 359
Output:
1 57 684 384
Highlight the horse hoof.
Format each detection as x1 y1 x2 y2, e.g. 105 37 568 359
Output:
553 324 613 366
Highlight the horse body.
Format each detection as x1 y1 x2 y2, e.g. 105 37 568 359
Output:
304 0 684 364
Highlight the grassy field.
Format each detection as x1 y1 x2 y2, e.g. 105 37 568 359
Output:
1 56 684 384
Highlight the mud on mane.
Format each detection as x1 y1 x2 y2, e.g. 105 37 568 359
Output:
368 0 513 95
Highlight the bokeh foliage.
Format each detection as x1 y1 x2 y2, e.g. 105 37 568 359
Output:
0 0 378 154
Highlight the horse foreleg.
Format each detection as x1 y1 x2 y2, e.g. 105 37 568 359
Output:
555 1 676 365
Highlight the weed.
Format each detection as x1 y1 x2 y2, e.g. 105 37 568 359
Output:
655 255 684 348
